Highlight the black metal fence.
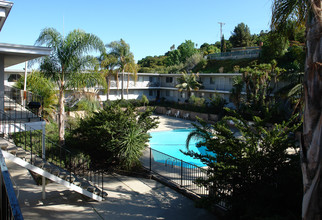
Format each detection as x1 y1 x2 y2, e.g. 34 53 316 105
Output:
1 86 43 119
0 111 105 198
142 147 209 196
0 149 24 220
2 85 43 121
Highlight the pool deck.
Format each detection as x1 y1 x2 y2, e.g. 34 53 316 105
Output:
6 115 217 220
150 115 198 132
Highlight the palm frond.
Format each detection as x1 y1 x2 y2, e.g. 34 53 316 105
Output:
67 71 107 91
271 0 310 31
287 83 303 97
35 27 63 48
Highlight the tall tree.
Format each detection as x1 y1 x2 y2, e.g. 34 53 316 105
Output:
15 71 58 120
177 40 198 63
35 28 106 145
100 53 119 99
106 39 135 99
272 1 322 218
229 22 252 47
221 35 227 52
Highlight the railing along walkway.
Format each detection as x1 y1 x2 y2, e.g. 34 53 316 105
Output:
0 111 107 201
3 85 43 122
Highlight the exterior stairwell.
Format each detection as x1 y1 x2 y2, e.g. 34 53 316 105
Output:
0 139 106 201
0 86 107 202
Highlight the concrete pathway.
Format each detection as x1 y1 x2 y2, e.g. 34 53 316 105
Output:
6 159 216 220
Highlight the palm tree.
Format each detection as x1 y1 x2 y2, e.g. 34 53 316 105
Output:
35 28 106 145
272 1 321 219
230 76 244 111
106 39 135 99
124 60 138 98
15 71 58 120
176 73 202 99
100 53 119 99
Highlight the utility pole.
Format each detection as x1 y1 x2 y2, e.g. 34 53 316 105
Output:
218 22 225 39
218 22 225 52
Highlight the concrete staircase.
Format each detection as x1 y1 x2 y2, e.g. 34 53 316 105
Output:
0 138 107 201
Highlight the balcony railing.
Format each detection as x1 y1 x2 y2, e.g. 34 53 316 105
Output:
208 49 261 60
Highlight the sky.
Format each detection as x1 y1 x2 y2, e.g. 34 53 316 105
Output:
1 0 273 69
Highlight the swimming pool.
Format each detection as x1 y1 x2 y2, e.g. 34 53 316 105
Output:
149 128 206 167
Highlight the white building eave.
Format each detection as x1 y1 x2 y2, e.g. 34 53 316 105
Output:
0 0 13 31
0 43 51 68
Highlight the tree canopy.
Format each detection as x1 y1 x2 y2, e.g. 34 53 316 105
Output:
35 27 106 144
229 23 252 48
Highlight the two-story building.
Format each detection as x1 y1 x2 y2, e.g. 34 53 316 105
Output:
96 72 242 104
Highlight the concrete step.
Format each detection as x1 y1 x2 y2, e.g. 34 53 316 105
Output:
51 167 60 176
7 146 18 155
65 175 76 183
15 149 27 159
0 141 8 150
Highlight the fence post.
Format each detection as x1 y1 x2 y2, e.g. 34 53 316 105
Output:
180 160 183 187
30 130 32 164
24 124 26 151
69 152 72 183
149 147 152 172
41 124 46 200
101 171 104 198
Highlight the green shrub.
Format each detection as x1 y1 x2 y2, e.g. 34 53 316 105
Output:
184 111 302 219
66 101 159 170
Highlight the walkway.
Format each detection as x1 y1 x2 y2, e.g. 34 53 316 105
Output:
150 115 199 132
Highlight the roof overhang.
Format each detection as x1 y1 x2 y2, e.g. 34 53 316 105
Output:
0 1 13 31
0 43 51 68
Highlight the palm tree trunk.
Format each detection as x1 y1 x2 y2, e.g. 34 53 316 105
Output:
121 69 124 99
106 75 110 100
58 85 65 146
301 8 322 219
127 72 130 98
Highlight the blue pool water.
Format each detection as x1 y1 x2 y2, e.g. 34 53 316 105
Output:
149 129 207 167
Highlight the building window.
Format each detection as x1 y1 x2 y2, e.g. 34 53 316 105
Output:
166 77 173 83
166 90 170 96
149 76 153 82
8 74 21 82
138 76 143 82
149 90 153 96
210 77 215 84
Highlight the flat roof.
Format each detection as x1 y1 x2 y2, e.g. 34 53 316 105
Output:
0 43 51 68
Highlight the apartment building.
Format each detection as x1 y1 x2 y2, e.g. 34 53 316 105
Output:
98 72 241 103
5 70 241 104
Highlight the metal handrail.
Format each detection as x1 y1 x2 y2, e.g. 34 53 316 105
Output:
0 149 24 220
0 110 72 180
4 85 43 120
0 110 105 198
